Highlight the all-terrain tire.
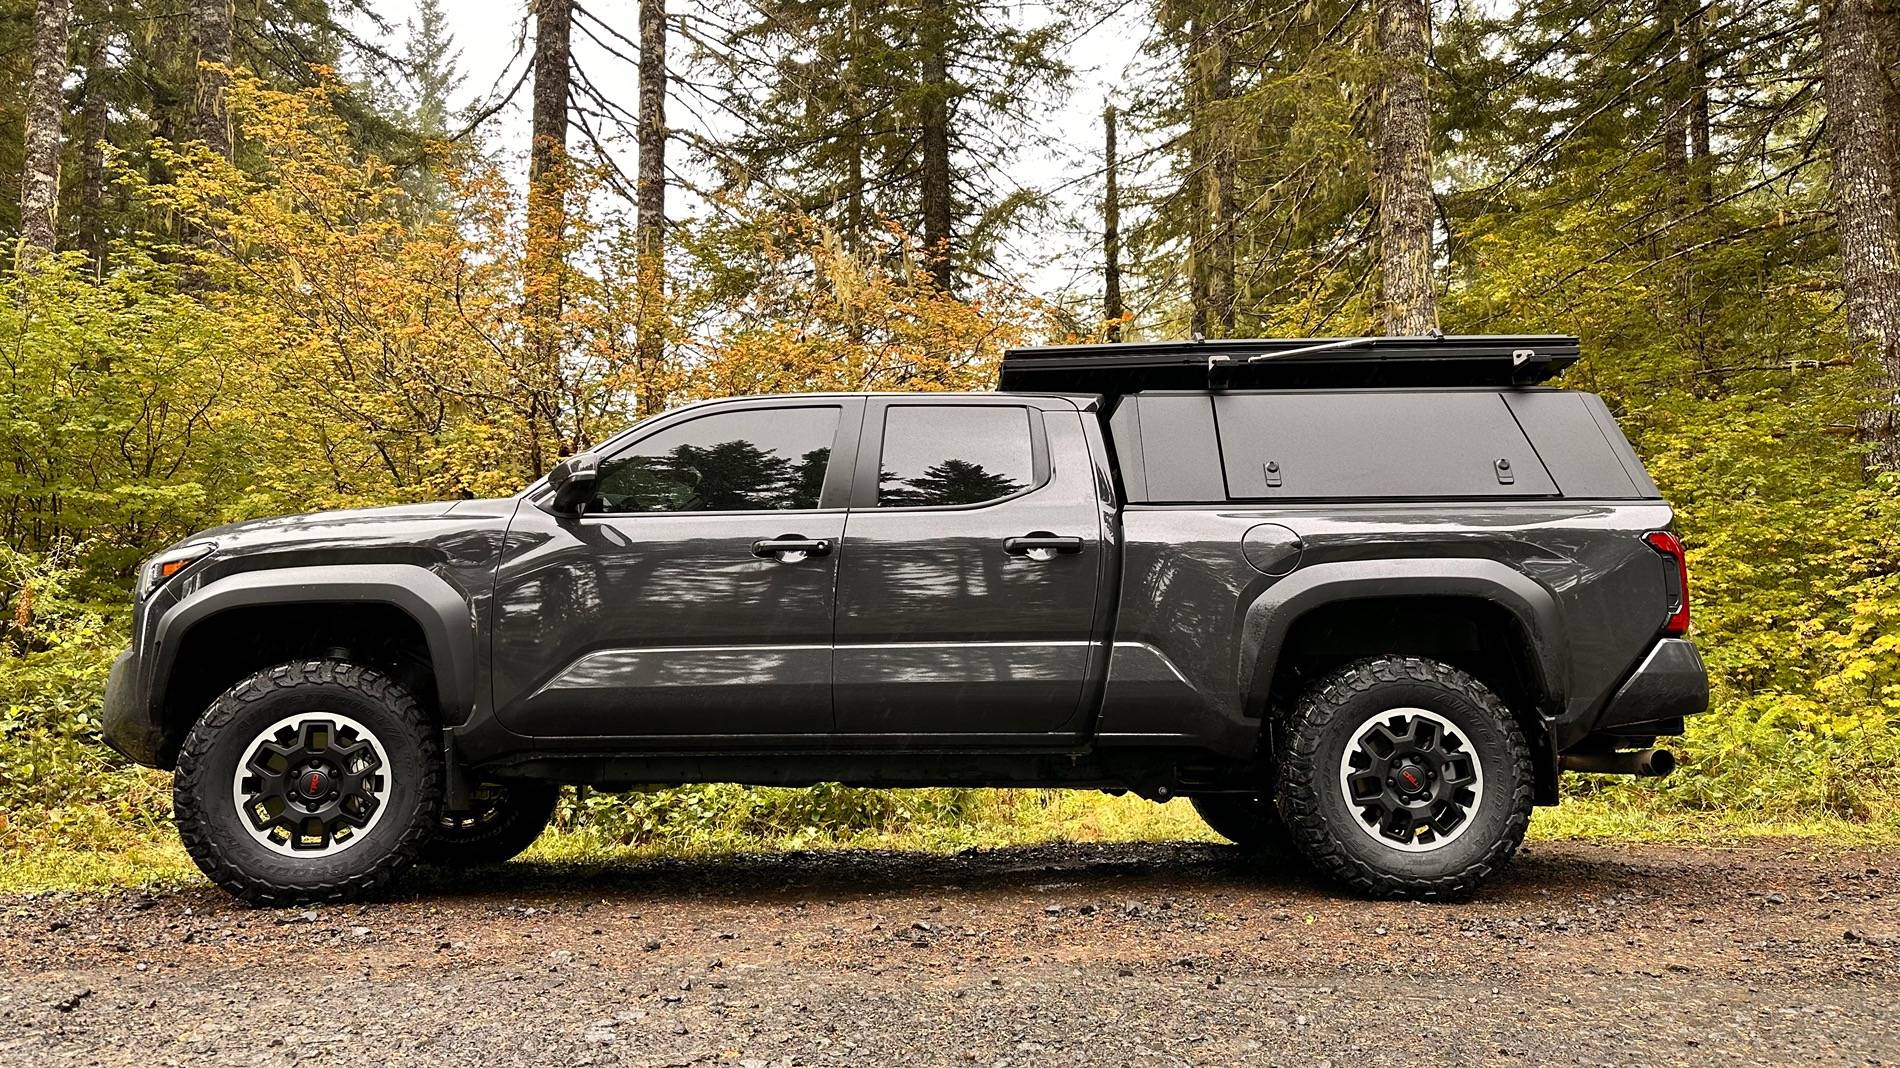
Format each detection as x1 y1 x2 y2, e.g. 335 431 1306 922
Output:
1190 794 1297 854
1274 656 1533 900
422 782 562 867
173 659 442 906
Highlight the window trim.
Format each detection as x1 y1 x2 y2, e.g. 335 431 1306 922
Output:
580 399 861 517
850 399 1051 513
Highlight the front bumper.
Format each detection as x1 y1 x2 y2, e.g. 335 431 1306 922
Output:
1590 637 1709 737
101 647 164 767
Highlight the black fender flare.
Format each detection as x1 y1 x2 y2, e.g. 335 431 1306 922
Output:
152 563 477 726
1236 557 1568 717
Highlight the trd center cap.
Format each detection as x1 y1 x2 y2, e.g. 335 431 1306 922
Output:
298 768 331 799
1394 763 1428 796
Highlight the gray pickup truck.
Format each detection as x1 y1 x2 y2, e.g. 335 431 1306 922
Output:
102 335 1707 904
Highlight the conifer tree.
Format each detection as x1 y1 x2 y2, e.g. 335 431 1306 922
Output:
17 0 70 268
698 0 1070 286
525 0 574 470
1374 0 1437 335
192 0 234 160
635 0 667 410
1822 0 1900 470
392 0 466 213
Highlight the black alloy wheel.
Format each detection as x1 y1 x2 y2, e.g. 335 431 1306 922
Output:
232 713 392 856
423 781 562 866
1337 707 1484 853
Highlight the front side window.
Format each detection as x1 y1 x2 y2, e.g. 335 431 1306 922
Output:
877 406 1035 508
591 406 839 513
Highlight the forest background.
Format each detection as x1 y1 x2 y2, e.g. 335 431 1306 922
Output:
3 0 1900 886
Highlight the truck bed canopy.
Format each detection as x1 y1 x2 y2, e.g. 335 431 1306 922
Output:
998 334 1581 395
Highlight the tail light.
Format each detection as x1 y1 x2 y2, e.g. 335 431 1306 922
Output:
1643 531 1691 636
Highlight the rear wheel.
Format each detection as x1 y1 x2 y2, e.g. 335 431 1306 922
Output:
1190 793 1295 853
173 660 441 906
423 782 561 866
1275 656 1532 900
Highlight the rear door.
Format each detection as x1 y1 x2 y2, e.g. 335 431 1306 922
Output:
492 398 861 739
831 397 1105 739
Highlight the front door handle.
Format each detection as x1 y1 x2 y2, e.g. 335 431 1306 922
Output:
752 535 832 562
1003 534 1084 561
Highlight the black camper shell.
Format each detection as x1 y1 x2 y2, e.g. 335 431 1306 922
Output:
1001 334 1651 505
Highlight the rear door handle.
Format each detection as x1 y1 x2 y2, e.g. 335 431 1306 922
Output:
1003 534 1084 560
752 536 832 561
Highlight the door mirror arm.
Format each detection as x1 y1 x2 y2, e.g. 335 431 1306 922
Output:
541 453 601 519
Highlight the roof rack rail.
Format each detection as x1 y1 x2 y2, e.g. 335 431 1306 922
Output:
998 334 1580 395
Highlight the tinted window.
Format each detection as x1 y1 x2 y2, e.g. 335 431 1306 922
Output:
877 406 1034 508
592 407 839 513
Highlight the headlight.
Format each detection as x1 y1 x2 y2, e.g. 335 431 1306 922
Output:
137 543 216 601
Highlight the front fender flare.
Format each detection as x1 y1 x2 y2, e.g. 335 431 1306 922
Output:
1237 557 1568 716
153 563 477 726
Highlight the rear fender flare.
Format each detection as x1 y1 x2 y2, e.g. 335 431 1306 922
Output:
152 563 476 725
1238 558 1567 717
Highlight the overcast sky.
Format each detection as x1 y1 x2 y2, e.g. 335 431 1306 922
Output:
360 0 1154 304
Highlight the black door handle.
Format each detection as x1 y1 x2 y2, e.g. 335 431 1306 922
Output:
752 536 832 559
1003 534 1084 558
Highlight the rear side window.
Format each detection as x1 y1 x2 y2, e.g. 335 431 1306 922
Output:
1214 392 1557 498
592 406 839 513
877 406 1035 507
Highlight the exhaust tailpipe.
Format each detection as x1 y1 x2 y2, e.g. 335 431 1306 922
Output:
1559 748 1676 777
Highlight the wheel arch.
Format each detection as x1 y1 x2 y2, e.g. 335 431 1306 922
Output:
151 564 475 765
1238 560 1566 803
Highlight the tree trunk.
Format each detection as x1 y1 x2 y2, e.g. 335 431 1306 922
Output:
525 0 574 471
17 0 71 270
148 13 185 183
1823 0 1900 471
1656 0 1716 380
1686 3 1712 205
919 0 953 289
528 0 572 261
635 0 667 415
1185 10 1209 337
1374 0 1437 336
1203 11 1236 337
1657 0 1689 184
1869 0 1900 187
192 0 234 159
1104 104 1123 342
77 28 111 269
844 0 866 249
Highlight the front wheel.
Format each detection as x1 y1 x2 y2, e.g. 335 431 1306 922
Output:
172 660 442 905
423 782 561 866
1274 656 1533 900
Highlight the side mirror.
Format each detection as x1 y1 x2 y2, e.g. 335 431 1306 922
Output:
542 452 600 518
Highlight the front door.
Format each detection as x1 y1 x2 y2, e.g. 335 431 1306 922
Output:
831 398 1106 739
492 398 861 739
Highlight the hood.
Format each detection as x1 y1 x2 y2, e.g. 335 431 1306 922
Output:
186 501 467 546
134 497 523 611
163 501 528 569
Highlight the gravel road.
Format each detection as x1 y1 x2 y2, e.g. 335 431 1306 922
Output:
2 839 1897 1067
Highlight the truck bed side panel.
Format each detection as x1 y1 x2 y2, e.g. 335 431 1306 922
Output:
1098 501 1674 754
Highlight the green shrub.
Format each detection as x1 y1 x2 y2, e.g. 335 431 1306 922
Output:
0 542 169 848
554 783 991 848
1562 376 1900 831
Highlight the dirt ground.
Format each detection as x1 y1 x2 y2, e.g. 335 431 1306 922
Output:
1 839 1896 1067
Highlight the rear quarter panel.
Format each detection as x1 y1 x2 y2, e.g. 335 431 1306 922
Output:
1098 500 1674 753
